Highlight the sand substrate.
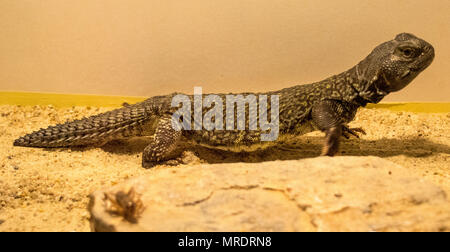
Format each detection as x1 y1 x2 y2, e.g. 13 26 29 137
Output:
0 105 449 231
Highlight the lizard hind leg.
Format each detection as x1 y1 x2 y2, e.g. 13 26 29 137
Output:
141 116 182 168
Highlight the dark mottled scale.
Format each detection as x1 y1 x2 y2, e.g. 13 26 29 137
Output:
13 34 435 167
176 73 362 146
13 102 155 147
14 72 362 148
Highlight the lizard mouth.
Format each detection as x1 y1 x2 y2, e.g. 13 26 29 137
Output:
401 68 419 79
401 70 411 79
402 49 434 80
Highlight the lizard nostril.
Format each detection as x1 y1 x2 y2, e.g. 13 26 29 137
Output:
424 45 433 53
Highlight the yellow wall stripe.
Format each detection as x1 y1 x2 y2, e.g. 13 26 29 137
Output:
365 103 450 113
0 91 145 108
1 91 449 113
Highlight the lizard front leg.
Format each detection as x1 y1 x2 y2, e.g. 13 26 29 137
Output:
311 100 359 156
142 115 181 168
321 126 342 156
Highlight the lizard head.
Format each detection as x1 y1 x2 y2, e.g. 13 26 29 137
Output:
355 33 434 102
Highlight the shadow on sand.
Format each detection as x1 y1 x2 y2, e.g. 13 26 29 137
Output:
83 135 450 165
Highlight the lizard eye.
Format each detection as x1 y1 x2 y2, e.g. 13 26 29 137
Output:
398 47 416 58
403 49 413 57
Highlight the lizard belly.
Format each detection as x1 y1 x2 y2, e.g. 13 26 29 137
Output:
185 129 262 146
183 119 319 152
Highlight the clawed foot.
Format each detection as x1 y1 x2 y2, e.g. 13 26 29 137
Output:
342 126 366 139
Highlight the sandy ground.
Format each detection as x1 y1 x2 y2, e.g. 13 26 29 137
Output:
0 104 449 232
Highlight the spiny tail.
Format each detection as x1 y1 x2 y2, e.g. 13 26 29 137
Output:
13 104 154 148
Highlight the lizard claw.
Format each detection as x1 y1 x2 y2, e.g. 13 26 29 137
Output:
342 126 366 139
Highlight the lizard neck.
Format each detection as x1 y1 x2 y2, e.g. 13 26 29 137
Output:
274 63 389 108
323 65 389 106
351 61 390 105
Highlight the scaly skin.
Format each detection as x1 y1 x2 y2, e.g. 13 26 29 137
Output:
13 33 435 168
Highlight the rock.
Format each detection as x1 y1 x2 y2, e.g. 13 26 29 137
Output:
89 156 450 232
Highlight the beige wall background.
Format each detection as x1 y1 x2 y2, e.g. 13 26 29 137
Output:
0 0 449 101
